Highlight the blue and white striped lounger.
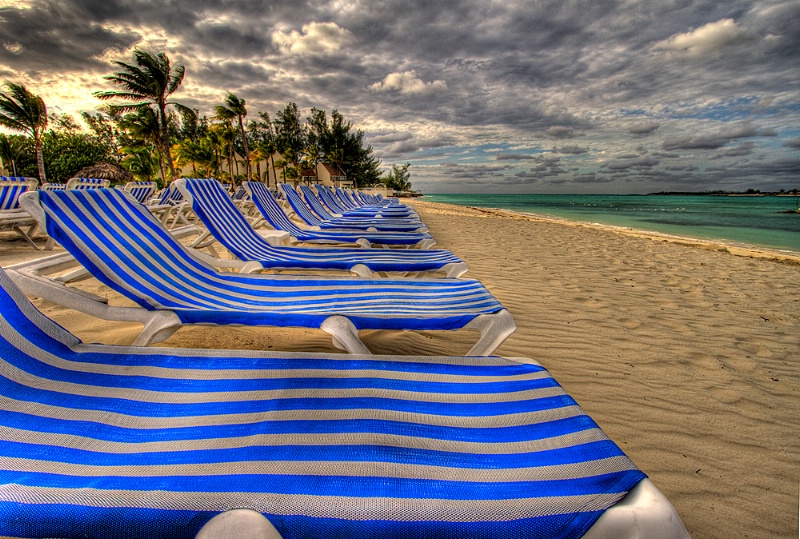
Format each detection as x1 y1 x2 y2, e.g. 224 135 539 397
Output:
318 184 415 218
118 181 158 204
65 177 111 189
176 178 467 277
0 177 40 249
0 268 688 539
281 183 428 232
0 176 37 211
244 182 435 249
15 188 514 355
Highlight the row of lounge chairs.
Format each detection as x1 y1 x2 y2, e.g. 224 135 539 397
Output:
0 177 690 538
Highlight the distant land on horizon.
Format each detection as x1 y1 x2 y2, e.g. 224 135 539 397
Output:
646 188 800 196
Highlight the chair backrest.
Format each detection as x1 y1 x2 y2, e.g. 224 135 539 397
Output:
337 187 359 209
40 182 66 191
119 181 158 203
278 183 323 226
232 185 249 201
66 177 111 190
316 185 349 214
153 184 184 205
175 178 279 260
0 176 37 210
24 188 220 310
243 181 303 234
299 185 337 220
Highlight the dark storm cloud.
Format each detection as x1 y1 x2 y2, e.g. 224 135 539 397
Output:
0 1 140 72
629 121 660 135
783 137 800 149
663 123 779 150
0 0 797 193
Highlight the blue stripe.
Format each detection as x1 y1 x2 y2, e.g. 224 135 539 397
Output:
0 410 597 443
0 503 615 539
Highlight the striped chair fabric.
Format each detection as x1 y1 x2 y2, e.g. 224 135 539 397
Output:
65 177 111 190
176 178 464 276
280 184 426 232
318 184 414 218
119 181 158 203
151 184 184 205
39 182 66 191
0 177 37 211
244 181 434 248
336 185 411 213
28 187 510 353
0 267 646 538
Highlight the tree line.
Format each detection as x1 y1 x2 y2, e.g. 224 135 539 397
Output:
0 49 407 190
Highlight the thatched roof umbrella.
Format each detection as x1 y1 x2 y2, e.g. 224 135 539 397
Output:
73 162 134 185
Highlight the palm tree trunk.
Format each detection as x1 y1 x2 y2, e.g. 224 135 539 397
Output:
238 117 251 180
269 154 277 188
35 138 46 182
159 104 177 182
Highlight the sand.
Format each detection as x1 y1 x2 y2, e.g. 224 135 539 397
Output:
1 199 798 539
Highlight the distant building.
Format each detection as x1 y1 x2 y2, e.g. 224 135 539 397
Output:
268 152 352 188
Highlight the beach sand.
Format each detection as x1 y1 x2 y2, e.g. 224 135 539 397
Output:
1 199 798 538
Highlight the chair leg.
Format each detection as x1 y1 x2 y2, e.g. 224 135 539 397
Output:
443 262 469 278
348 264 374 278
133 311 183 346
320 316 371 354
464 309 517 356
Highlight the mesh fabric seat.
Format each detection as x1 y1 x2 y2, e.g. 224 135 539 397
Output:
280 183 427 232
0 267 687 539
244 181 435 249
15 187 514 355
176 178 467 277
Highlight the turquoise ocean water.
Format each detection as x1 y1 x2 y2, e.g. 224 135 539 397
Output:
423 194 800 254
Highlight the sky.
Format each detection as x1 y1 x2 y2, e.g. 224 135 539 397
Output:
0 0 799 194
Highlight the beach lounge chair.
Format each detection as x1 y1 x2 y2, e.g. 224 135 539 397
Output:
0 266 690 539
39 182 66 190
118 180 158 203
318 184 414 218
0 176 37 210
65 177 111 189
244 181 436 249
281 184 428 232
0 176 40 249
147 183 195 228
13 187 514 355
175 178 467 277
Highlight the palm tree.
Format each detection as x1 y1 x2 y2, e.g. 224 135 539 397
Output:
214 92 251 181
0 133 24 176
0 82 48 181
119 107 167 184
95 50 188 182
122 146 160 183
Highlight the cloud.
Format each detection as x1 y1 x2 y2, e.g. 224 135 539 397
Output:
604 156 660 170
784 137 800 149
272 21 354 56
546 126 574 138
554 145 588 155
369 70 447 94
654 19 755 59
495 153 537 160
629 121 660 135
663 122 778 150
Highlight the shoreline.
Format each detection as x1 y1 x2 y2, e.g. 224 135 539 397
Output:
457 203 800 266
